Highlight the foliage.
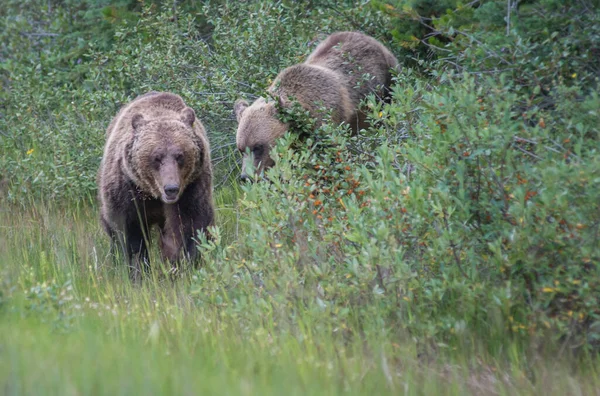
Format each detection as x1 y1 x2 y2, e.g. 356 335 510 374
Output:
186 0 600 348
190 67 600 350
373 0 600 88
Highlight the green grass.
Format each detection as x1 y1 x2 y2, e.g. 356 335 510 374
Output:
1 200 598 395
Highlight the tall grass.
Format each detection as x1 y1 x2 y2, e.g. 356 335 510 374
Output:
1 200 598 395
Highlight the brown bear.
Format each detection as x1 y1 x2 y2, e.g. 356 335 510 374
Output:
234 31 399 181
98 91 214 281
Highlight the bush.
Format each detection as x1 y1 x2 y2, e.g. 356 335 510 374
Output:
374 1 600 89
192 62 599 350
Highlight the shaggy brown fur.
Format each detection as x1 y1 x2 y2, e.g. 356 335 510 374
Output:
234 31 399 180
98 92 214 281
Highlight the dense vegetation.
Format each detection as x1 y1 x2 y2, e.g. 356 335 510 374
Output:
1 0 599 393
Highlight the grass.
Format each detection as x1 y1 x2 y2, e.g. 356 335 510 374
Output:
1 198 599 395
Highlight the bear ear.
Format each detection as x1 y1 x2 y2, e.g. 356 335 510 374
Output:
277 94 289 109
234 99 249 122
131 114 147 130
180 107 196 127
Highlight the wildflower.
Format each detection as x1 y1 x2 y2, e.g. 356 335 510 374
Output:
26 148 34 155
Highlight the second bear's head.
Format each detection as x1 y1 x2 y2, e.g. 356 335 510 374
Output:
127 108 205 204
234 97 289 182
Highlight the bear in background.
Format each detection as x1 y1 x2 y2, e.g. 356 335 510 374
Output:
234 31 399 181
98 91 214 281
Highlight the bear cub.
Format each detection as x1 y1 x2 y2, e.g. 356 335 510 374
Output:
98 91 214 281
234 31 399 181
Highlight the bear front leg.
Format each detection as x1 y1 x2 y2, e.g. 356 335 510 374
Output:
124 220 150 283
184 203 214 263
161 182 214 266
179 182 215 263
101 214 119 262
101 213 134 271
159 218 184 264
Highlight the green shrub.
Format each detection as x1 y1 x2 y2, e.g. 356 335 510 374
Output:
191 64 599 350
374 1 600 89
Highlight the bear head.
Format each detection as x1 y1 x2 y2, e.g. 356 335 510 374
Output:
126 107 203 204
234 97 288 181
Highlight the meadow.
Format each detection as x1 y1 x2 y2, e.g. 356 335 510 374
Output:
1 1 599 394
2 200 599 394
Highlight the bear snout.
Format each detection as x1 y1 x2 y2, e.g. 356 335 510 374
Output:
164 184 180 197
162 184 180 203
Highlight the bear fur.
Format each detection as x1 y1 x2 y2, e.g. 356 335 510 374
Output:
98 91 214 280
234 31 399 180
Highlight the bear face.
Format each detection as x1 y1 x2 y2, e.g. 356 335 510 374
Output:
126 108 202 204
234 98 287 181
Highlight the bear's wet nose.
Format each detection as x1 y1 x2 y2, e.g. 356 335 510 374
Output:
164 184 180 198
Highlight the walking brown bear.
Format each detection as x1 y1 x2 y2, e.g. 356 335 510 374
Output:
234 31 399 181
98 91 214 281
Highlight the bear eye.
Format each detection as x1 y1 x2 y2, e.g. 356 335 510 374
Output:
153 155 163 168
174 153 184 167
